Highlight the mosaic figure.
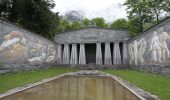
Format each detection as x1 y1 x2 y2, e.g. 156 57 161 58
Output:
137 39 146 65
159 31 170 62
128 39 146 65
27 40 46 64
150 31 162 62
150 29 170 63
46 45 56 63
128 44 134 65
0 31 27 63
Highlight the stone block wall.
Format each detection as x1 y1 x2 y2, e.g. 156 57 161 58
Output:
0 18 57 70
128 17 170 67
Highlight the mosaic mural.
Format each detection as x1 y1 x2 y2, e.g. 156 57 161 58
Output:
0 20 56 67
0 30 56 65
128 23 170 66
0 31 28 63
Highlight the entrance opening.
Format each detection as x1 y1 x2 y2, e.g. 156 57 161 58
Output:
85 43 96 64
119 42 123 62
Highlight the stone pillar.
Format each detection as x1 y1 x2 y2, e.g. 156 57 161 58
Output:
57 44 62 64
62 44 70 64
79 43 86 64
123 42 128 64
96 43 103 65
104 43 112 65
70 44 78 64
113 42 122 65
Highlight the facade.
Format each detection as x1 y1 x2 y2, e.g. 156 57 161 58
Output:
55 27 131 66
1 16 170 71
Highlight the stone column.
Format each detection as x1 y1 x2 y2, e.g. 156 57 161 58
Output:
113 42 122 65
79 43 86 64
62 44 70 64
104 43 112 65
70 44 78 64
96 43 103 65
123 42 128 64
57 44 62 64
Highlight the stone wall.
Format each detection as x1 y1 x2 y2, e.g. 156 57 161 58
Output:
128 17 170 68
0 18 57 70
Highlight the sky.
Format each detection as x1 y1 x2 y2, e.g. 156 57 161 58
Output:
52 0 127 22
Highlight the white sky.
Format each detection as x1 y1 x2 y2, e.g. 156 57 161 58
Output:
52 0 127 22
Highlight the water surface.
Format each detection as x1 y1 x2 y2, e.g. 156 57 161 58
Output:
1 76 140 100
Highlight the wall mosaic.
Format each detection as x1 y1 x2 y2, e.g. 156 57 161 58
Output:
128 20 170 66
0 19 57 67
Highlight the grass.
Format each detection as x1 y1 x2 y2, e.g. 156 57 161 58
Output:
103 70 170 100
0 68 170 100
0 67 78 93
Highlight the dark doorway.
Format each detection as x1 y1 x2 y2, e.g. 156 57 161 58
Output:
85 43 96 64
119 42 123 62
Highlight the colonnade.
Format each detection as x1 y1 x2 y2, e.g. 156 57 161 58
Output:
57 42 128 65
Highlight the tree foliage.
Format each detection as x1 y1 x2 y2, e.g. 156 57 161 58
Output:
124 0 170 36
148 0 170 22
56 17 71 32
56 17 109 33
0 0 59 40
83 18 91 27
91 17 108 28
110 18 129 30
71 21 84 30
124 0 154 33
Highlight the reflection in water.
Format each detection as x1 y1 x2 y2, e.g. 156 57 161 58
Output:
1 76 140 100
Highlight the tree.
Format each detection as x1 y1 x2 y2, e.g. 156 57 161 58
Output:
70 21 83 30
110 18 128 30
56 17 71 32
148 0 170 23
91 17 108 28
83 18 91 27
124 0 154 34
0 0 12 19
0 0 59 40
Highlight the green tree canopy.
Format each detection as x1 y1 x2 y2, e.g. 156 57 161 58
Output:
124 0 170 36
124 0 154 33
83 18 91 27
56 17 71 32
91 17 108 28
0 0 59 40
70 21 84 30
110 18 129 30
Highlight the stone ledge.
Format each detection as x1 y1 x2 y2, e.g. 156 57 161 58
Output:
133 66 170 76
56 64 130 70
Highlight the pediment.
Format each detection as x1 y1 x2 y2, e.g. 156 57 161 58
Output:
55 27 131 43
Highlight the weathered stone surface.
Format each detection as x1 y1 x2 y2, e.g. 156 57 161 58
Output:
55 27 130 44
133 66 170 76
96 43 103 64
0 18 57 70
128 17 170 67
